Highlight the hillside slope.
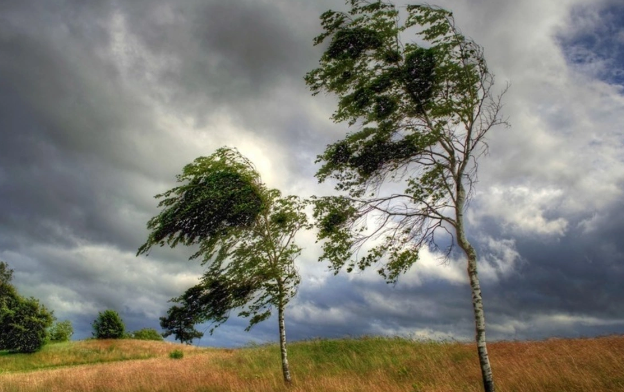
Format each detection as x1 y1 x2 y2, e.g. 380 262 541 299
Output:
0 336 623 391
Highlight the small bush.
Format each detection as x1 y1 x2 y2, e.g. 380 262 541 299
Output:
92 310 125 339
169 349 184 359
49 320 74 342
130 328 164 341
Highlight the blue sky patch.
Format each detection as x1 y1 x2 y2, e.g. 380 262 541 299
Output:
559 2 624 86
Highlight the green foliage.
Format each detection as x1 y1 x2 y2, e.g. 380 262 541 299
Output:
0 292 54 353
0 262 54 353
49 320 74 342
159 191 310 341
0 261 13 285
169 349 184 359
216 336 457 383
140 147 310 344
92 310 125 339
0 340 205 373
305 1 507 282
137 147 266 258
159 301 205 344
130 328 164 341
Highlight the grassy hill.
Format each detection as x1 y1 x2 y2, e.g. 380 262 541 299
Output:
0 335 623 391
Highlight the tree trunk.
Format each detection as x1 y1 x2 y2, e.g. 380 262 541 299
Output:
456 185 496 392
278 298 292 383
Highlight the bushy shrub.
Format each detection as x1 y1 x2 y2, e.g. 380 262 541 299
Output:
4 298 53 353
169 349 184 359
49 320 74 342
92 310 125 339
0 262 54 353
130 328 164 341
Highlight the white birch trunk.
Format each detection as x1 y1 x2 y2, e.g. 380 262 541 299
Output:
278 300 292 383
456 184 496 392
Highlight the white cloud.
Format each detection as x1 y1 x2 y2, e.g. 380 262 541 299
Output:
472 186 569 237
490 313 624 338
289 302 354 327
361 291 443 320
398 247 466 286
479 236 523 282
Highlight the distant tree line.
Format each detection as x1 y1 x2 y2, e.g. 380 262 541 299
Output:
91 309 163 341
0 261 163 354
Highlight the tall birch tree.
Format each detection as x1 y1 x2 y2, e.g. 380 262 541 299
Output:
138 147 309 383
305 2 507 391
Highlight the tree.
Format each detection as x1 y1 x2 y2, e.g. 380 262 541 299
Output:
0 262 54 353
159 303 204 344
49 319 74 342
92 309 125 339
305 2 507 391
138 147 310 383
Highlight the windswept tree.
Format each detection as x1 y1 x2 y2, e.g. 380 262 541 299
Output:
305 2 507 391
138 147 310 383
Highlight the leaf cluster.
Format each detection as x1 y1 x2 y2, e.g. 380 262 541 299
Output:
306 2 485 191
137 147 266 258
313 195 419 283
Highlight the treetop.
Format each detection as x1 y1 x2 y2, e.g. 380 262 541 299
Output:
137 147 268 257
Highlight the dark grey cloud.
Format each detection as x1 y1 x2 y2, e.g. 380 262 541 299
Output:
0 0 168 253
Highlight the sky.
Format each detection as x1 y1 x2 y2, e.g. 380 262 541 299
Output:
1 0 623 347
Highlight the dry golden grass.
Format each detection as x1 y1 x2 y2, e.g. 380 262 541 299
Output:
0 335 623 392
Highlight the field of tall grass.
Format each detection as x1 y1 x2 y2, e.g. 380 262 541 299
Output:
0 335 623 391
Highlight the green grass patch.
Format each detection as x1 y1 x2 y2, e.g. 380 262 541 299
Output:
0 340 200 374
212 336 464 386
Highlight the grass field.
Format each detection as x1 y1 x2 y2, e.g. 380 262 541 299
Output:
0 335 623 392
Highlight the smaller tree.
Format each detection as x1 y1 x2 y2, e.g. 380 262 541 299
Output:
92 310 125 339
159 293 206 344
130 328 164 341
140 147 310 383
49 320 74 342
